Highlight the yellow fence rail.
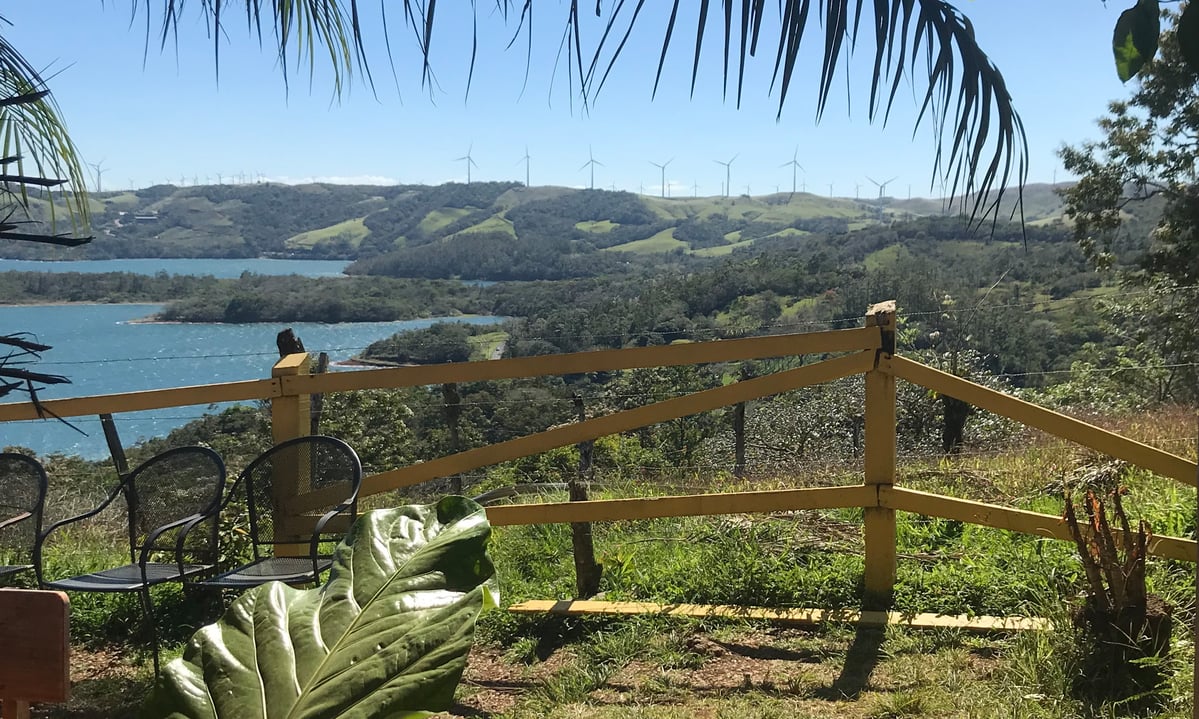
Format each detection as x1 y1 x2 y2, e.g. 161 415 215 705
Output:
1 299 1194 615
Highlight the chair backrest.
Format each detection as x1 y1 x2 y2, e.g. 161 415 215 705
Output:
236 436 362 553
0 453 48 568
123 446 226 564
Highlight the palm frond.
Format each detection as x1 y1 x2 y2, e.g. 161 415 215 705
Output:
0 15 91 246
143 1 1026 226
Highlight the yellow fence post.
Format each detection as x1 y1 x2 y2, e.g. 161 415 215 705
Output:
271 352 311 555
863 301 897 609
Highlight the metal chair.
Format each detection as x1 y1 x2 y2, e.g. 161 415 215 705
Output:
35 445 226 675
197 435 361 590
0 453 48 581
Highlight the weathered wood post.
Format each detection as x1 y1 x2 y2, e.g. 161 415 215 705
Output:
863 300 897 609
271 351 311 555
733 363 754 479
442 383 463 494
571 393 603 598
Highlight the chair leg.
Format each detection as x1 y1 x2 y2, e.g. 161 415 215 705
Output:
138 587 160 677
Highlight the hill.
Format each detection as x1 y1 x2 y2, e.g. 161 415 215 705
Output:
6 181 1084 281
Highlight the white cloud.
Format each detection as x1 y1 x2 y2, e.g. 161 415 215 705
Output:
265 174 402 186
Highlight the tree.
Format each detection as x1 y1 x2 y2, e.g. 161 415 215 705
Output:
1060 8 1199 404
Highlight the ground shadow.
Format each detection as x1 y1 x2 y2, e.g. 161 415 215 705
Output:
815 625 886 700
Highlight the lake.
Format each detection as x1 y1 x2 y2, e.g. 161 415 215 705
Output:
0 259 504 458
0 258 351 277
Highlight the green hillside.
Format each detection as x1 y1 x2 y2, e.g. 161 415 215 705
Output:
3 180 1080 280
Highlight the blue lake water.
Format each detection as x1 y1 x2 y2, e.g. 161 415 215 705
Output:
0 300 503 459
0 258 351 277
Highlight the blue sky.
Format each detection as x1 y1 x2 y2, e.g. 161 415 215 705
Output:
8 2 1134 198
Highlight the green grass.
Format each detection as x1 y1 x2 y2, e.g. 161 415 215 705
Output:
692 239 755 257
864 244 910 272
469 330 508 360
417 207 474 234
284 217 369 249
454 214 516 237
603 227 687 254
576 219 619 233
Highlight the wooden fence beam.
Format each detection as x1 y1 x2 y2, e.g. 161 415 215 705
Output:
508 599 1050 631
281 327 882 396
287 351 876 513
484 485 877 525
881 486 1197 562
0 379 277 422
892 356 1196 485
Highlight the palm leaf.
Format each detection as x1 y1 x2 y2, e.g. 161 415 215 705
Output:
142 1 1025 225
0 15 90 246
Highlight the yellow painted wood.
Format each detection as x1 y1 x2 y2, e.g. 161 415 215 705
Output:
282 327 882 396
484 485 877 526
271 352 312 445
270 353 311 557
893 356 1196 485
863 306 897 606
881 486 1197 562
288 351 876 513
507 600 1049 631
0 379 277 422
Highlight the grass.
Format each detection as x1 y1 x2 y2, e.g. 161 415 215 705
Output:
603 227 688 254
418 207 475 234
23 409 1199 718
577 220 620 233
453 214 517 237
469 330 509 360
284 216 369 249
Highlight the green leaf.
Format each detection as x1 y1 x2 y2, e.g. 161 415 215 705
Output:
143 497 497 719
1178 2 1199 77
1113 0 1161 82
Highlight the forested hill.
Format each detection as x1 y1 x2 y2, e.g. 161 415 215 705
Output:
10 180 1076 280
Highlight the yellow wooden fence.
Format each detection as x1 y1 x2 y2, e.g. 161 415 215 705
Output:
0 300 1194 612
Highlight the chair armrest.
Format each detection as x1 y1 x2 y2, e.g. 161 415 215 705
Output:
173 511 220 578
138 513 205 583
35 483 127 587
0 511 31 532
309 502 354 579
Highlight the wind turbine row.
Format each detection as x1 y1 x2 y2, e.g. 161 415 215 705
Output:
450 145 908 202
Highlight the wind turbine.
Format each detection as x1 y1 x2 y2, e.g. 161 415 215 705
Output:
692 180 699 198
457 144 478 184
779 147 804 193
649 158 673 198
867 175 898 199
580 146 603 190
714 154 737 198
88 159 107 193
518 146 531 187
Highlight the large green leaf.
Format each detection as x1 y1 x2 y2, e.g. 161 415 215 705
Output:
144 497 497 719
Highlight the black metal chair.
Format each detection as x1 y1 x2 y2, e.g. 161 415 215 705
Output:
35 445 226 675
0 453 48 581
197 435 361 590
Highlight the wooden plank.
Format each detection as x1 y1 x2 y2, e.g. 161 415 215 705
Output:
282 327 882 396
0 589 70 704
288 351 876 512
881 487 1197 562
484 485 877 526
892 356 1196 485
0 379 278 422
507 600 1049 631
271 353 311 559
863 352 897 605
